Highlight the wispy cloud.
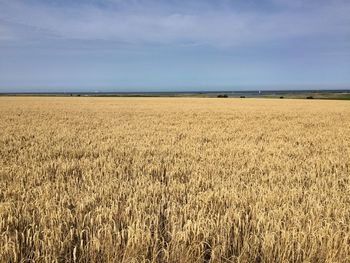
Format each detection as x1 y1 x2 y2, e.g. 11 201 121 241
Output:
1 0 349 47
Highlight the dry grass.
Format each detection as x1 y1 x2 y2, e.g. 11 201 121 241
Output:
1 97 350 262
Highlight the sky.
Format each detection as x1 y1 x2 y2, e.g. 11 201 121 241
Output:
0 0 350 92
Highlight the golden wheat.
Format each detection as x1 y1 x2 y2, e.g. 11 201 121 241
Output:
0 97 350 262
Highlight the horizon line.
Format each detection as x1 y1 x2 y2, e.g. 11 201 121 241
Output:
2 88 350 95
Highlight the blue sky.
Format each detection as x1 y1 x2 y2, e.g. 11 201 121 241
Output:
0 0 350 92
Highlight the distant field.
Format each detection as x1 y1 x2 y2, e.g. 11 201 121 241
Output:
1 97 350 262
262 92 350 100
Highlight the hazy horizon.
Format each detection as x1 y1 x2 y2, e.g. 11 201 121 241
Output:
1 84 350 94
1 0 350 92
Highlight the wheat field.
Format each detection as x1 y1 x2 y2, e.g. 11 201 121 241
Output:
0 97 350 262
